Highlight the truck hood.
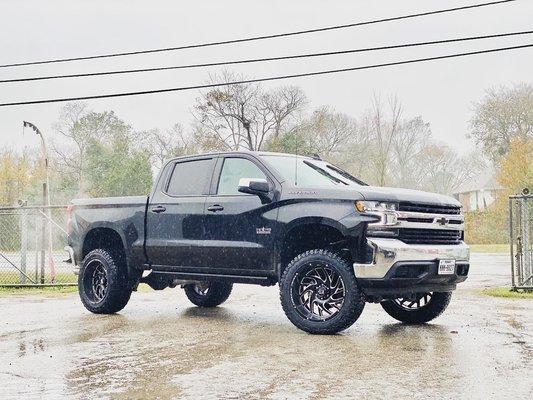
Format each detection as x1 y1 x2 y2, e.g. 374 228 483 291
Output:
283 184 460 207
356 185 460 207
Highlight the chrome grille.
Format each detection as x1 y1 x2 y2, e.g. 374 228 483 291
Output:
398 202 460 215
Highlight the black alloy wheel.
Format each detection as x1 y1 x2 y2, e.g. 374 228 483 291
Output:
292 264 345 321
381 291 452 324
280 249 365 335
184 281 233 307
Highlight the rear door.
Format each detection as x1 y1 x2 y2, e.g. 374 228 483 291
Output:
146 157 215 269
201 155 278 272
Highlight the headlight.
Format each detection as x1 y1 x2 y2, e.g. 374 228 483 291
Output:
355 201 398 226
355 201 397 213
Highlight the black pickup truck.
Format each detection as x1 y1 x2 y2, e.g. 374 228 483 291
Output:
67 151 469 334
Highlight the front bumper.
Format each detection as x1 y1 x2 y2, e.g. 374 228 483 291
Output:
354 238 470 296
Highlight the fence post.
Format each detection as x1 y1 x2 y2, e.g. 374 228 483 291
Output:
517 199 523 286
509 197 515 289
19 209 28 284
40 206 46 284
34 218 39 284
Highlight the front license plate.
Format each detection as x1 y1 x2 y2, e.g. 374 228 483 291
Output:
438 259 456 275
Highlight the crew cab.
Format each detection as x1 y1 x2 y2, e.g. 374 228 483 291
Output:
67 151 469 334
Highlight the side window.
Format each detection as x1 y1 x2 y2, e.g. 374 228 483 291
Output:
167 159 212 196
217 158 267 195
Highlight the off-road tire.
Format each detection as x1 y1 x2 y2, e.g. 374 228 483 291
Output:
184 282 233 307
381 292 452 324
78 248 132 314
279 249 365 335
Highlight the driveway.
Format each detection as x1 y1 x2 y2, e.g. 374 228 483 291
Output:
1 253 531 399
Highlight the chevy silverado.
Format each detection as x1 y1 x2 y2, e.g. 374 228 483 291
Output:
67 151 469 334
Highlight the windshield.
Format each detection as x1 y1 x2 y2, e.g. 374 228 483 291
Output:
260 155 366 187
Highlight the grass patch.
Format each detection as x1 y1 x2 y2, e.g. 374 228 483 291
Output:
469 244 508 253
0 271 77 286
481 287 533 299
0 285 78 297
0 284 155 297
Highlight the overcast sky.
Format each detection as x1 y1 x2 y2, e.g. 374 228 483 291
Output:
0 0 532 155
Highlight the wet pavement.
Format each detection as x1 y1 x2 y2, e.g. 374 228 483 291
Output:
1 253 532 399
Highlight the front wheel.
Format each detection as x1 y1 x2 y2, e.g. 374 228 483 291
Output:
184 281 233 307
279 249 365 335
380 292 452 324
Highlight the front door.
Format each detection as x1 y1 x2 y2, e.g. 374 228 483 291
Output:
146 157 215 269
202 156 277 272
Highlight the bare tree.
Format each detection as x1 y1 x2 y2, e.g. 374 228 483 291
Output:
265 106 362 167
470 83 533 163
308 107 355 157
390 116 432 189
193 71 306 151
297 107 359 158
51 102 90 191
419 144 484 194
141 123 196 171
259 86 307 142
357 95 403 186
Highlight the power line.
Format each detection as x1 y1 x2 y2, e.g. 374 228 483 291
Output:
2 30 531 84
1 43 530 107
0 0 516 69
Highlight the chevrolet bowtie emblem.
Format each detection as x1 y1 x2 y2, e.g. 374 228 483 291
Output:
435 217 449 226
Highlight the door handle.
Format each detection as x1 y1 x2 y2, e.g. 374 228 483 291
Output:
151 205 166 213
207 204 224 212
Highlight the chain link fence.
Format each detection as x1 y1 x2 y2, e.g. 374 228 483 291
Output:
509 193 533 290
0 205 76 286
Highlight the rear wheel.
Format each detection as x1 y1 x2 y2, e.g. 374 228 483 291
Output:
184 281 233 307
78 249 132 314
380 291 452 324
280 249 365 335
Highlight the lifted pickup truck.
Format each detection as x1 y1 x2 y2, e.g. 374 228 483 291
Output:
67 151 469 334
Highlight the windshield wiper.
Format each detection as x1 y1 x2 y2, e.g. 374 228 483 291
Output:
326 164 367 186
303 161 348 185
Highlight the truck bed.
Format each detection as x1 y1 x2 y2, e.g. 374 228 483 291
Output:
70 196 148 268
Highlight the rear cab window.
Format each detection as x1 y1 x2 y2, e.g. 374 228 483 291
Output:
166 158 213 196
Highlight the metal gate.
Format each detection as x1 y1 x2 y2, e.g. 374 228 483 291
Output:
509 193 533 290
0 205 76 286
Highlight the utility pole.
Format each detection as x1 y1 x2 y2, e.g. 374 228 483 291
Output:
23 121 56 283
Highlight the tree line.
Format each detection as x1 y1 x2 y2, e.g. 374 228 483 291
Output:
0 75 531 207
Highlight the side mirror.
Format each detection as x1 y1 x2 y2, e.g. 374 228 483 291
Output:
238 178 271 195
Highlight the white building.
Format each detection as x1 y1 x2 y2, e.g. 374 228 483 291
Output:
453 170 504 212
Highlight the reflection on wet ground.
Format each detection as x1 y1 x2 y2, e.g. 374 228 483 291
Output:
1 254 532 399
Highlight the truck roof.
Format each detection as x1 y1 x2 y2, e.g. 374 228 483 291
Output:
167 150 316 163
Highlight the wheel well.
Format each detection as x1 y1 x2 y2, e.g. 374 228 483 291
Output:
279 224 349 276
82 227 126 266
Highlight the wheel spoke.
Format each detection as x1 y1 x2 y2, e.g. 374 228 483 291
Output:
394 292 433 311
299 288 314 302
322 267 331 282
86 262 108 302
193 283 210 296
301 277 318 287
